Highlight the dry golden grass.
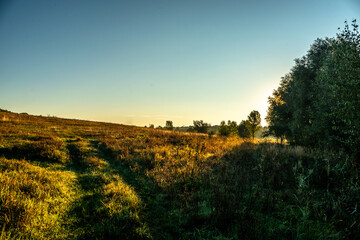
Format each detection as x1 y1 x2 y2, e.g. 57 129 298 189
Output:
0 157 77 239
1 109 355 239
84 156 109 170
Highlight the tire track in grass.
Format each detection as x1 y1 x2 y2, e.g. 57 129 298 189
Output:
66 139 151 239
94 141 176 240
65 140 107 239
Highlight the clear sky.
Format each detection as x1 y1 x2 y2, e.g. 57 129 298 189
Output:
0 0 359 126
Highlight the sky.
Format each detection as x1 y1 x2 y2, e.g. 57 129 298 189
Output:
0 0 359 127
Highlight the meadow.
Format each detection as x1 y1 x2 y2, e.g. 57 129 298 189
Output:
0 109 359 239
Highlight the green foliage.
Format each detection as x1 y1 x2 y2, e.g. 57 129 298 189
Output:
238 120 250 138
266 19 360 153
227 120 238 136
265 78 292 142
314 20 360 151
217 121 231 136
165 120 174 130
217 120 238 136
209 143 359 239
247 110 261 139
192 120 210 133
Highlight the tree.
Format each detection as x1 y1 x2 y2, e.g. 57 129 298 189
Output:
165 121 174 130
227 120 238 136
265 76 293 143
217 121 230 136
238 120 251 138
266 20 360 152
266 37 332 145
186 126 194 132
247 110 261 140
313 20 360 151
193 120 210 133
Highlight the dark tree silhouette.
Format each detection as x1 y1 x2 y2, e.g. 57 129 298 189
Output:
165 121 174 130
247 110 261 140
266 20 360 152
217 121 230 136
238 120 250 138
193 120 210 133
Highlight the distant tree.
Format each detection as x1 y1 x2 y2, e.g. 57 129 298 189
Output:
165 121 174 130
238 120 251 138
217 120 239 136
247 110 261 140
217 121 230 136
156 125 162 129
227 120 238 136
187 126 194 132
208 130 215 136
149 124 154 128
193 120 210 133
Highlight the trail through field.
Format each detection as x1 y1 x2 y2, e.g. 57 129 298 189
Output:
94 141 176 239
65 141 109 239
61 139 158 239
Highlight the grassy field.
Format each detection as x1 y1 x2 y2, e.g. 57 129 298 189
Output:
0 109 359 239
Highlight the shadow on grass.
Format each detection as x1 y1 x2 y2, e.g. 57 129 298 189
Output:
94 141 184 240
64 140 109 239
0 140 68 164
65 140 150 240
65 140 88 172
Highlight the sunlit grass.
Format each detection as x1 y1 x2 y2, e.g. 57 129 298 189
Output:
84 156 109 170
102 175 145 224
0 157 77 239
0 109 358 239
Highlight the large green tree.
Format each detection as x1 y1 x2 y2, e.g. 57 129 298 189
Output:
266 76 292 143
266 20 360 153
314 20 360 151
266 38 331 145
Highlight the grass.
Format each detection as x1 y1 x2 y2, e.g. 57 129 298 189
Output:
0 109 359 239
0 157 77 239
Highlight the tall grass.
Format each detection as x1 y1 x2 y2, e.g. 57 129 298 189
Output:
0 157 77 239
0 109 358 239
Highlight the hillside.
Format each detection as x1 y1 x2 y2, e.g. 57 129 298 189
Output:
0 110 359 239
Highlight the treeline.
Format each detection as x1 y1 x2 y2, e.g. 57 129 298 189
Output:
149 110 263 139
217 110 262 139
266 20 360 154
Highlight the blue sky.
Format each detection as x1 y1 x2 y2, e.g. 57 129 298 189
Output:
0 0 359 126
